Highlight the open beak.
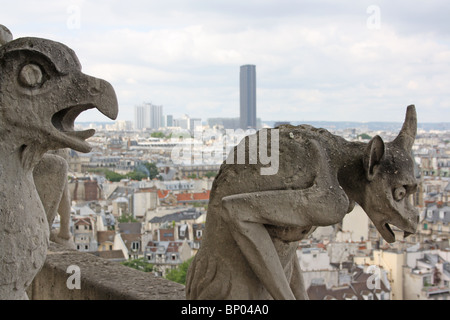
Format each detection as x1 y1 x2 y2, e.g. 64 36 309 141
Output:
51 76 118 153
374 206 418 244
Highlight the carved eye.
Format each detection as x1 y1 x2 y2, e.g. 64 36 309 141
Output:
19 63 44 88
393 186 407 201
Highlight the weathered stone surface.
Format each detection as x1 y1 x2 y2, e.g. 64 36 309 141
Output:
28 242 186 300
0 25 12 45
0 26 118 299
186 105 419 300
33 149 75 249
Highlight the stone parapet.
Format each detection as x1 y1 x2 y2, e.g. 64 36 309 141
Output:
28 242 186 300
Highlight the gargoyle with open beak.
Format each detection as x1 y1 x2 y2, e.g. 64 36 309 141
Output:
0 26 118 299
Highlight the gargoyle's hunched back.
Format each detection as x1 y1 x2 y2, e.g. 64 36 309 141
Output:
186 105 418 300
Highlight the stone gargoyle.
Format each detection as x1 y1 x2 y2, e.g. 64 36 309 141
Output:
33 149 75 249
186 105 419 300
0 25 118 299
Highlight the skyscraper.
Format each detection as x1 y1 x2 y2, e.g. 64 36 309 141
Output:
134 103 163 130
148 103 163 130
134 104 149 130
240 64 257 130
165 114 174 127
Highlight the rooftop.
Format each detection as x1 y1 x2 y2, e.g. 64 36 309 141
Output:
149 208 203 224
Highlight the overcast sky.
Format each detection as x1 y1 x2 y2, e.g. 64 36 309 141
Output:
2 1 449 124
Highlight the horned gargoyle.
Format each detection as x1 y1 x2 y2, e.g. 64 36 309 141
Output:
186 105 419 300
0 25 118 299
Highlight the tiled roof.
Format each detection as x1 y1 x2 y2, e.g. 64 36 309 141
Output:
307 284 355 300
74 217 92 226
193 190 210 201
145 240 186 254
97 230 115 243
121 233 141 242
158 190 170 199
107 186 135 200
307 266 390 300
176 191 210 202
120 233 141 252
177 193 194 201
118 222 142 234
149 208 202 224
166 242 183 253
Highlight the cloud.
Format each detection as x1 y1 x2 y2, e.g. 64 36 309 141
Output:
2 0 449 124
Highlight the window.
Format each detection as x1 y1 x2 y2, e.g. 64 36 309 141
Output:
179 225 187 237
131 241 140 251
156 254 165 262
423 275 432 287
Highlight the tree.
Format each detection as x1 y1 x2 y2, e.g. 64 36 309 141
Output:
121 257 153 273
118 213 138 223
142 162 159 180
357 133 372 140
87 168 125 182
205 171 217 178
151 132 165 138
87 162 159 182
164 257 194 285
126 170 148 181
105 170 126 182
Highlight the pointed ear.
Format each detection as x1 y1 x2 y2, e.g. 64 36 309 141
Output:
363 135 385 181
392 105 417 151
0 25 13 46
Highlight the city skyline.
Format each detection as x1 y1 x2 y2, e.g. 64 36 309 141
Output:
3 1 450 124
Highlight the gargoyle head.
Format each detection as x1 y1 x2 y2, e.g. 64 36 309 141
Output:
361 105 419 243
0 30 118 161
